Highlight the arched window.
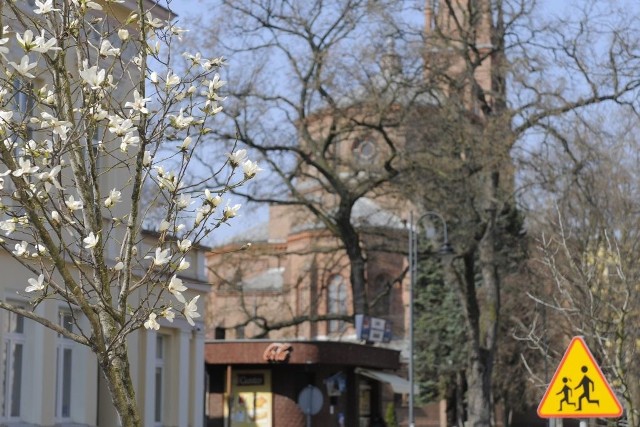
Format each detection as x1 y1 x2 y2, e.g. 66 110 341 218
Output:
327 275 348 333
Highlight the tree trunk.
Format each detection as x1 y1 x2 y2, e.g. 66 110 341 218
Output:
337 211 369 315
466 352 492 427
98 342 142 427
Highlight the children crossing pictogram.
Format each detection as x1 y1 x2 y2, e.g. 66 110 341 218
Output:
538 337 623 418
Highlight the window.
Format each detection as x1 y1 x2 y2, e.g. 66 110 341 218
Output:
1 306 25 421
214 327 226 340
154 335 165 425
328 275 348 333
56 311 74 420
235 326 245 339
352 139 377 165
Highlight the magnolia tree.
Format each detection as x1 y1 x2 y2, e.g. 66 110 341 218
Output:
0 1 257 425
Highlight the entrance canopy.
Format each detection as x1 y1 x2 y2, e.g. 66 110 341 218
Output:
355 367 413 394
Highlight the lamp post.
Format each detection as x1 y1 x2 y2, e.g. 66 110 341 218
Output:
408 211 454 427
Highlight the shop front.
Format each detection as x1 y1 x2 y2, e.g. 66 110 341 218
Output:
205 340 409 427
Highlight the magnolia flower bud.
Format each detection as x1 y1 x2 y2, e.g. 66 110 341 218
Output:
118 29 129 41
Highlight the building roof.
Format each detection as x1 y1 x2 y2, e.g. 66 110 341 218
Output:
123 0 174 20
219 196 404 247
351 197 405 229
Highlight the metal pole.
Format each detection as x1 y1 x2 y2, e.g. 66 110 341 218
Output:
408 212 415 427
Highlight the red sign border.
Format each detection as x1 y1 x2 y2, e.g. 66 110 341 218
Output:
537 336 623 419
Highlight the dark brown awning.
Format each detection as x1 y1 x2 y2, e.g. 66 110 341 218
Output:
205 340 400 370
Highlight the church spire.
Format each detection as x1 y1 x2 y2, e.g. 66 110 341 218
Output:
424 0 497 113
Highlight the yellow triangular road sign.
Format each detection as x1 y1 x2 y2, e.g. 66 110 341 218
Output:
538 336 623 418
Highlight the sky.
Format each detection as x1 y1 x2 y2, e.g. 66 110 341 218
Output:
162 0 204 26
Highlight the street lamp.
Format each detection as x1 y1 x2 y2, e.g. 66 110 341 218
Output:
408 211 454 427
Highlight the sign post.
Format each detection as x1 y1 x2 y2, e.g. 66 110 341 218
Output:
298 385 323 427
538 336 623 421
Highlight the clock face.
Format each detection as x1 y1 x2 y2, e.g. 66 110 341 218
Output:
353 139 377 162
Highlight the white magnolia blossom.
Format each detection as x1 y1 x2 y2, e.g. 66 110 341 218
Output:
144 11 164 28
120 132 140 152
79 60 106 89
176 194 193 210
51 211 61 225
104 189 122 207
16 30 36 51
99 39 120 57
73 0 103 11
183 295 200 326
176 258 190 271
145 247 171 266
0 220 16 235
206 99 225 112
226 149 247 167
147 40 161 55
179 136 192 150
83 232 99 249
177 239 191 252
38 165 64 192
204 189 221 207
159 220 170 232
162 307 175 323
167 275 187 303
149 71 159 84
166 23 188 40
9 55 38 79
183 52 202 65
39 112 72 140
207 74 226 94
117 29 129 41
33 30 61 54
13 241 29 257
223 202 241 220
37 85 55 104
0 110 13 123
13 157 39 177
34 0 60 14
168 109 193 129
0 37 8 59
113 261 124 271
157 169 180 192
124 90 150 114
108 116 134 136
65 195 83 211
194 204 212 227
143 151 152 167
242 159 262 179
25 274 45 293
165 71 180 87
143 313 160 330
88 104 108 121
